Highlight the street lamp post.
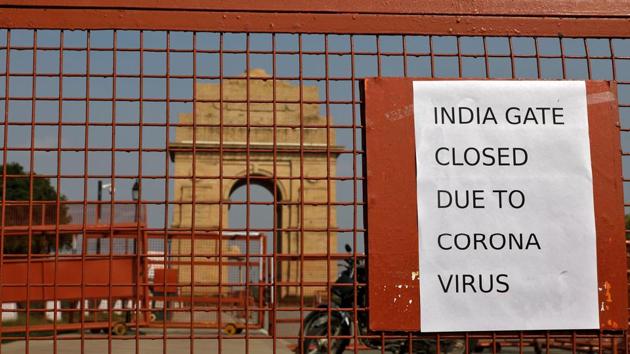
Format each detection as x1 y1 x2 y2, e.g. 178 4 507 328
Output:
131 179 141 258
96 181 114 255
126 179 140 323
132 179 139 223
97 180 103 224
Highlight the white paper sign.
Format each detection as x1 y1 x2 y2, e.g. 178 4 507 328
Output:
414 81 599 332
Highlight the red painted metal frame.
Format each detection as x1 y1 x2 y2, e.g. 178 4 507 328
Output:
0 228 268 335
363 78 627 332
144 232 268 333
2 0 630 17
0 2 629 354
0 213 151 336
363 78 419 332
1 1 630 37
1 257 140 302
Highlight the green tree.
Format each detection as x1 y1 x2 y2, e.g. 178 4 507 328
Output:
0 162 76 322
0 162 73 254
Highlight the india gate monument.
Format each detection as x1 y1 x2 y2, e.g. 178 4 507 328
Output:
169 69 340 298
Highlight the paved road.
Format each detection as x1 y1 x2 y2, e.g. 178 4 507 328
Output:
0 332 563 354
1 310 568 354
1 329 296 354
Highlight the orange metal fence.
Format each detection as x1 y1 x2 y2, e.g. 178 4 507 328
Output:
0 1 629 354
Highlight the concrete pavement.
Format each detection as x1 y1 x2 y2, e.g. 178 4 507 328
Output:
1 329 297 354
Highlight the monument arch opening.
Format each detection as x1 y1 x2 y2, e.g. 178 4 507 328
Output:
228 177 283 281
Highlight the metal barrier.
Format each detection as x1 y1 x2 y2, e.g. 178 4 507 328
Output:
0 1 629 354
1 227 267 337
145 232 268 334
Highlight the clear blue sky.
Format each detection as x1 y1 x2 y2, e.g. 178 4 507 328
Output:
0 30 628 254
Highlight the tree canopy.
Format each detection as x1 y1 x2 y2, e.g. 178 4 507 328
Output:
0 162 60 201
1 162 73 254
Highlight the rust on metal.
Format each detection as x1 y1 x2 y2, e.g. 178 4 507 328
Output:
363 78 420 331
586 81 627 330
1 0 630 17
0 2 629 353
363 78 628 331
0 6 630 37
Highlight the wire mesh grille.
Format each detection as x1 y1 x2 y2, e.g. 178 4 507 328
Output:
0 29 628 353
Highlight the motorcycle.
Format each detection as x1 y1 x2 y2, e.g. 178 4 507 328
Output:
300 244 466 354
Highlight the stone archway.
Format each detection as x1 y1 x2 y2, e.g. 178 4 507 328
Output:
227 176 283 283
169 69 341 298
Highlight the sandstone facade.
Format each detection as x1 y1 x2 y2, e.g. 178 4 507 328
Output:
170 69 340 297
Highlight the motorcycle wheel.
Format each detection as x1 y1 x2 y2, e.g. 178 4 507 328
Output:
302 312 349 354
398 339 437 354
399 339 477 354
